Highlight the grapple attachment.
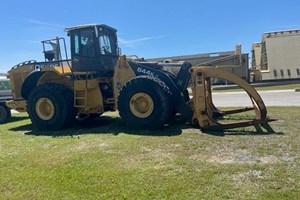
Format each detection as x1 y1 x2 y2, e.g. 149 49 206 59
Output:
190 66 277 131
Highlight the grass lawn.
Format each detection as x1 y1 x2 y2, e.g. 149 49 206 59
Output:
0 107 299 199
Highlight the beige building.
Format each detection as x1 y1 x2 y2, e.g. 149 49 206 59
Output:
251 30 300 81
148 45 249 83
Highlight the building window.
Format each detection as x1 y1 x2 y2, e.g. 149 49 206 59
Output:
297 69 300 76
280 69 284 78
261 42 268 70
273 70 277 79
287 69 291 78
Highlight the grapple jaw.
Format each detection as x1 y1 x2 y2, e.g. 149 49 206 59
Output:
189 66 277 131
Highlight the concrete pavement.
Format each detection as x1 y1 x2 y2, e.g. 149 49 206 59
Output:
211 89 299 107
9 89 300 115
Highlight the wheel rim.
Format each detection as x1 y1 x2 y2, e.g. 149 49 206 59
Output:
129 93 154 118
35 98 55 120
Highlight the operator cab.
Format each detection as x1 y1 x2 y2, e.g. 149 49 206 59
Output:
65 24 120 77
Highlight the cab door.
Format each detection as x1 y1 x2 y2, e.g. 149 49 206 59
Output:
70 28 98 72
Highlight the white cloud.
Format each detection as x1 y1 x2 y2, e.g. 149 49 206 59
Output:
22 40 41 44
26 19 65 29
118 36 165 47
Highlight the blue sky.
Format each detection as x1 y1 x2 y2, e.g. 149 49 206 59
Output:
0 0 300 72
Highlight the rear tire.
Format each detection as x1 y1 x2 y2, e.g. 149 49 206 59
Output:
28 84 76 130
61 85 77 126
118 76 173 129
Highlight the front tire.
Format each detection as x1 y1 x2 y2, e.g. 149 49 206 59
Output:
28 84 76 130
118 76 173 129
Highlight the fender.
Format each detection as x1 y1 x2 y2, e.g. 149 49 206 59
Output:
21 71 45 100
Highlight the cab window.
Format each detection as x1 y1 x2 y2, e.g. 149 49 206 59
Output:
99 31 117 55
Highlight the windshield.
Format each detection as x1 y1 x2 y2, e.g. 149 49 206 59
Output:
98 28 118 55
0 79 11 90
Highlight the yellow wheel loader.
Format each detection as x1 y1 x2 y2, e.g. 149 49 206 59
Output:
6 24 276 131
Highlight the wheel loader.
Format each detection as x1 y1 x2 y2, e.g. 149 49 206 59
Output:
5 24 276 131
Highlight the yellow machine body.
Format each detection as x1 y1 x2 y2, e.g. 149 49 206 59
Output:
4 24 276 131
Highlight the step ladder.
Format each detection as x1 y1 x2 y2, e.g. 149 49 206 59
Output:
74 87 87 107
73 72 95 108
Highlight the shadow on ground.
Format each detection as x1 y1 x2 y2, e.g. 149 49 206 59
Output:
9 115 282 137
203 129 284 137
9 115 189 137
5 116 28 124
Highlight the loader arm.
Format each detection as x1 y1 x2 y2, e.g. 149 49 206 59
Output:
190 66 277 130
113 56 193 120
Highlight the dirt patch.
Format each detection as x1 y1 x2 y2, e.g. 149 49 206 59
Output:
74 141 110 152
232 170 264 186
123 147 175 170
258 155 279 164
204 150 257 164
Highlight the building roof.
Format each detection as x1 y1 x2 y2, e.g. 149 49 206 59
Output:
148 50 237 61
263 29 300 39
64 24 117 33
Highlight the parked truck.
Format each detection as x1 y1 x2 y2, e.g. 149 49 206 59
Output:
0 78 12 123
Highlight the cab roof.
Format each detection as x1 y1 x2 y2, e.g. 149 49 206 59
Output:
64 24 117 33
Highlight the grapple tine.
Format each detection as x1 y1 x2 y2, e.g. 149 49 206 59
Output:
190 66 277 131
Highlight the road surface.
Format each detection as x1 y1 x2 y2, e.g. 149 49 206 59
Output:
211 89 299 107
9 89 300 114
